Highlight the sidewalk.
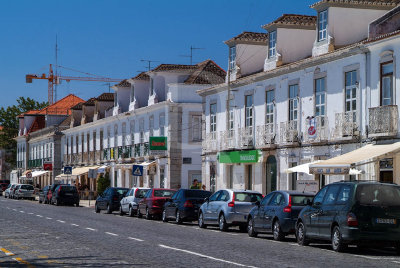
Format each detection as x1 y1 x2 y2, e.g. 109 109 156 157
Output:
79 199 95 208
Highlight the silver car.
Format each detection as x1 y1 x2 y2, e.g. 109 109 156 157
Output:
120 187 150 216
5 184 17 198
198 189 263 232
14 184 35 200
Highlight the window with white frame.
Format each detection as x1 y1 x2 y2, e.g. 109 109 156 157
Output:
266 90 274 132
345 70 357 122
130 85 135 103
122 123 127 146
268 31 277 58
315 77 326 120
159 114 165 136
381 61 394 106
140 119 145 143
130 121 135 145
228 99 234 136
192 115 202 142
107 126 111 148
318 10 328 41
245 95 254 130
149 116 154 137
229 46 236 72
114 124 118 147
210 103 217 139
289 84 299 127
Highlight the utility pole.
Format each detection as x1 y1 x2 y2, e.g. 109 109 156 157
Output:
55 35 59 104
180 46 205 65
140 59 159 71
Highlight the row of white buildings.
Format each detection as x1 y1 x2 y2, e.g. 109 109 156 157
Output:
13 0 400 195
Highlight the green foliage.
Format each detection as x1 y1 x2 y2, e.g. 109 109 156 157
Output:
0 97 47 167
97 172 110 196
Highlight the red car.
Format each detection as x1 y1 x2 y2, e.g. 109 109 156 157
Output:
138 188 176 220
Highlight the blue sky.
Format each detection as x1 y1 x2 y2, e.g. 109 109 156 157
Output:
0 0 315 108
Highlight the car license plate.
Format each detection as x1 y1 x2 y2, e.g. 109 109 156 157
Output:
376 218 396 224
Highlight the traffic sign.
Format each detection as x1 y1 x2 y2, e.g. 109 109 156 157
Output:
26 171 32 179
132 165 143 176
64 166 72 175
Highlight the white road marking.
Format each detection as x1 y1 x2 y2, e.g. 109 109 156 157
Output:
392 261 400 264
128 237 144 242
71 224 79 227
289 243 299 246
86 228 97 231
159 244 258 268
56 220 65 223
12 209 17 211
105 232 118 236
28 212 33 215
36 215 43 217
19 211 24 213
46 217 52 220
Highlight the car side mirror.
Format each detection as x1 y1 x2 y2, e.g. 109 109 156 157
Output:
204 197 209 203
313 201 322 207
255 200 261 207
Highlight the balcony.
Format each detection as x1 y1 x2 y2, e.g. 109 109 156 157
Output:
83 152 88 164
280 121 299 144
220 130 236 151
369 105 398 138
303 117 329 144
239 127 254 149
134 143 149 158
256 124 276 148
203 133 218 153
118 146 132 159
332 112 359 140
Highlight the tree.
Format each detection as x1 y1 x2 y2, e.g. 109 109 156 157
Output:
0 97 47 167
97 172 110 196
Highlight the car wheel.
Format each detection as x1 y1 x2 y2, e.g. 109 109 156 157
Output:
129 206 135 217
119 206 125 216
39 199 42 204
75 202 79 207
145 208 152 220
198 212 207 229
106 204 112 214
162 209 168 222
297 222 310 246
218 213 228 232
332 226 347 252
95 203 100 213
395 243 400 255
247 217 257 237
175 210 182 224
137 209 143 218
273 220 285 241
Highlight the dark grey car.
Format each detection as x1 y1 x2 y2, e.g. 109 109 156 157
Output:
247 190 314 240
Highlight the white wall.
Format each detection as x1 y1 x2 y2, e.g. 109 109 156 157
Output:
277 28 315 63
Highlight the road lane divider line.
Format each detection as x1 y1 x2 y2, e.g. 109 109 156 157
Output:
36 215 43 217
56 220 65 223
12 257 35 268
1 248 15 256
86 228 97 231
19 211 24 213
28 213 33 215
128 237 144 242
105 232 118 236
71 224 79 227
46 217 52 220
159 244 258 268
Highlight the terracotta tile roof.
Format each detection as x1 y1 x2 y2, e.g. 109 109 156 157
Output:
58 115 72 128
83 98 96 106
96 93 114 101
27 116 45 133
18 110 40 118
262 14 317 30
311 0 399 9
184 60 226 85
151 64 198 72
224 32 268 45
71 102 84 110
132 72 150 81
38 94 84 115
116 79 131 87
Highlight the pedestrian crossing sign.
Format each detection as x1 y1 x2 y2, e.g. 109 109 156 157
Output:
132 165 143 176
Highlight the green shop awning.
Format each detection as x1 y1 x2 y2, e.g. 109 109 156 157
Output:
218 150 260 164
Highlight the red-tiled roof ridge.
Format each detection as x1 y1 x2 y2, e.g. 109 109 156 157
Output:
310 0 399 9
131 72 150 81
262 14 317 30
38 94 84 115
96 93 114 101
184 59 226 85
116 79 131 87
71 101 84 110
151 63 198 72
18 110 40 118
27 116 45 134
224 31 268 45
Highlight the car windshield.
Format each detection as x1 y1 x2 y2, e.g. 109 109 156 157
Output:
234 192 262 202
291 195 314 206
135 189 149 198
61 186 77 193
20 185 34 190
356 184 400 206
185 190 212 198
154 190 175 197
115 189 129 195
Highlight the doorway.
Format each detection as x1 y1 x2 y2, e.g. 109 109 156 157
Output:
266 155 277 193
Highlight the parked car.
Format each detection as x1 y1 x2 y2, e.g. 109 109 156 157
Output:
47 183 62 203
51 185 79 206
198 189 263 232
9 184 19 199
162 189 212 224
296 181 400 253
247 190 314 240
39 185 50 204
0 183 9 192
13 184 35 200
95 187 129 214
4 184 16 198
0 187 3 196
138 188 176 220
120 187 150 216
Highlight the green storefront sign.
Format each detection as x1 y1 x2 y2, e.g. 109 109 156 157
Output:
149 137 167 151
218 150 260 164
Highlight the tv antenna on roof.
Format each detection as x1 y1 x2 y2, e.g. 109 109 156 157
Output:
180 46 205 65
140 59 160 71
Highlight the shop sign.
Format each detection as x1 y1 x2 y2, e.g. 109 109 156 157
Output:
43 162 53 171
296 180 319 193
309 166 350 175
218 150 260 164
150 137 167 151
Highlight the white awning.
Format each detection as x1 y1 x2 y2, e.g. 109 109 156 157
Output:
310 142 400 174
32 171 48 177
286 161 322 175
71 166 100 176
139 161 156 167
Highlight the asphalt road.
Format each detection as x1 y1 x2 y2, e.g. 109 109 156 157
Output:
1 198 400 268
